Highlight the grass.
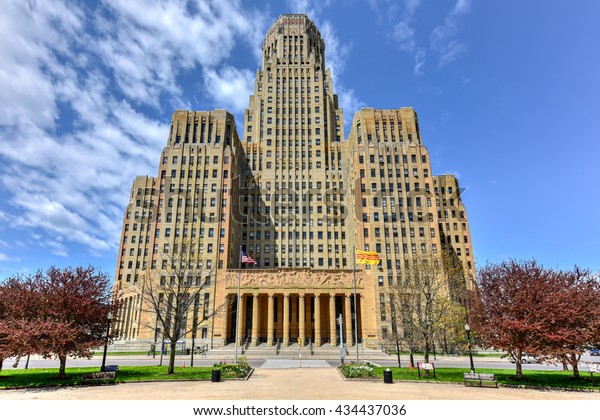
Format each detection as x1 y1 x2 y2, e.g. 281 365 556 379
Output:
0 364 250 389
367 366 600 390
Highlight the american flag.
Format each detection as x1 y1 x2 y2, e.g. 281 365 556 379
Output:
241 250 257 265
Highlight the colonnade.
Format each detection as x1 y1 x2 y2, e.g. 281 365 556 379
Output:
227 291 362 348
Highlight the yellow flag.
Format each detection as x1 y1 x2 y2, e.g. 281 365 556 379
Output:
355 249 381 265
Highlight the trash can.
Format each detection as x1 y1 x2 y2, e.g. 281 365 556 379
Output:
383 368 393 384
211 369 221 383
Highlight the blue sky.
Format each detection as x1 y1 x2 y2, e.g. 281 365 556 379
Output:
1 0 599 280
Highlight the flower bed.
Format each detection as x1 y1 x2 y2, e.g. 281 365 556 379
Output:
339 362 376 378
213 359 252 379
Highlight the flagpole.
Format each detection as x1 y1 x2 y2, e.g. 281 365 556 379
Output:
353 245 359 363
234 245 242 364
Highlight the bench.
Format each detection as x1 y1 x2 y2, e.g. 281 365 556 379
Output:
105 365 119 372
82 371 116 384
463 372 497 388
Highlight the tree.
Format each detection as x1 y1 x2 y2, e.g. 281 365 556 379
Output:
138 243 223 374
471 260 600 380
529 267 600 378
0 275 46 373
37 266 116 377
470 259 556 379
0 267 115 377
387 251 468 363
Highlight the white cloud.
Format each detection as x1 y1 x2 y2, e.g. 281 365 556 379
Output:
413 49 426 75
453 0 471 15
338 88 366 132
392 21 417 52
0 0 268 259
430 0 471 68
369 0 423 73
0 253 9 261
319 21 351 83
97 0 266 107
203 66 255 114
289 0 333 18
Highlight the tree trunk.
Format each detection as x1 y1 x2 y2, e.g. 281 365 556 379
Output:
512 350 523 379
395 338 401 368
562 361 569 371
570 361 580 379
168 340 177 374
424 340 430 363
0 357 3 373
58 354 67 378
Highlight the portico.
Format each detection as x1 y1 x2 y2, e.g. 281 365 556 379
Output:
216 269 366 349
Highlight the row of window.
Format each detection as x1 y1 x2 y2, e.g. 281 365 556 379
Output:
243 230 345 241
241 257 346 268
363 196 432 208
364 226 436 238
360 182 427 193
171 122 232 145
362 211 431 223
163 169 228 179
359 153 426 165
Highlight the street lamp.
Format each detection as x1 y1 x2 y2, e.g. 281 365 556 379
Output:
465 323 475 373
100 312 113 372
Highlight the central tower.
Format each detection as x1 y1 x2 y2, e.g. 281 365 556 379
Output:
241 14 349 271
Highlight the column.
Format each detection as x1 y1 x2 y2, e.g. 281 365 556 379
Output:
345 294 353 348
329 294 337 347
283 293 290 346
236 294 246 345
220 296 231 344
267 294 274 346
314 294 321 346
299 293 305 346
251 293 260 346
359 294 364 346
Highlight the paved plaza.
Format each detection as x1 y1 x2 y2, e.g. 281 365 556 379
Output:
1 365 598 401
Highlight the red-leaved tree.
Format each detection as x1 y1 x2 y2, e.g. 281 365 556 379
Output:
0 275 45 373
1 266 116 377
529 267 600 378
36 266 116 377
469 259 551 379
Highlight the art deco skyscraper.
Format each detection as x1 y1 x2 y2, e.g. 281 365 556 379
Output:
240 15 349 270
112 14 475 352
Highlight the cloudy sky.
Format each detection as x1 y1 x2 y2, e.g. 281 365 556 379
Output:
1 0 599 279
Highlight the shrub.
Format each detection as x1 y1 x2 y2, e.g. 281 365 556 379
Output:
213 358 251 378
340 362 375 378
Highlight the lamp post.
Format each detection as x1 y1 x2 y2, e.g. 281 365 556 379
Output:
100 312 113 372
465 323 475 373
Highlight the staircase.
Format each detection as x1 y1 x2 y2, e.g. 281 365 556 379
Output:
206 342 390 360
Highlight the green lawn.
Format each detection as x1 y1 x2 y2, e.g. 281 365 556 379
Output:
0 365 246 389
369 366 599 390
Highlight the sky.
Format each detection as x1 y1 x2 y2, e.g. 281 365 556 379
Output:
1 0 599 280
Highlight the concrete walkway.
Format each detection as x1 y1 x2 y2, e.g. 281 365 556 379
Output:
261 359 331 368
1 367 598 400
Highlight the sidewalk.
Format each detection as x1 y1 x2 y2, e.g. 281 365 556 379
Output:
1 367 598 400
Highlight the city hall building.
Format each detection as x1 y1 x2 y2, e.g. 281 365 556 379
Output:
112 15 475 351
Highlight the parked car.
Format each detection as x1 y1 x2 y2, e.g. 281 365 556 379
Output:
509 353 538 364
590 349 600 356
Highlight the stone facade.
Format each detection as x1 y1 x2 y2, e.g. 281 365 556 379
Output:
112 14 475 350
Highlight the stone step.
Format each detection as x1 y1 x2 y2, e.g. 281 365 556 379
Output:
206 343 389 359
